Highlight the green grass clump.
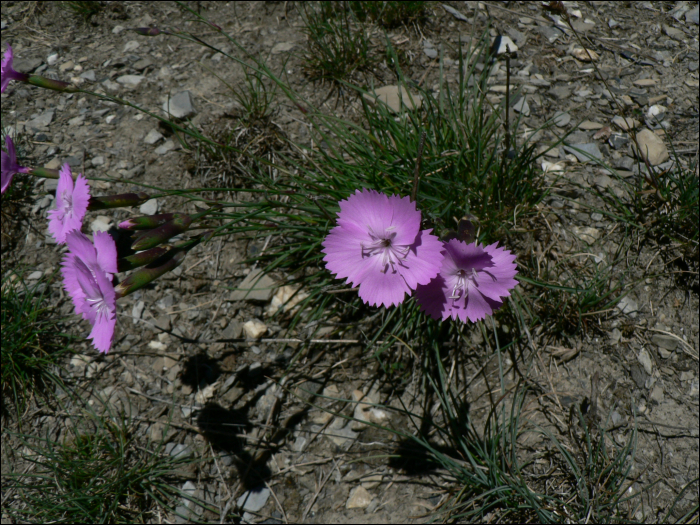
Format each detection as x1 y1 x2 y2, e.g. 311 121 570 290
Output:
1 270 75 421
60 0 104 20
349 1 428 28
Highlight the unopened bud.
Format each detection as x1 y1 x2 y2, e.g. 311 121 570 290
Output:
27 166 61 180
88 192 150 211
26 75 78 93
115 250 186 298
130 213 192 251
119 213 176 231
132 27 161 36
117 246 168 272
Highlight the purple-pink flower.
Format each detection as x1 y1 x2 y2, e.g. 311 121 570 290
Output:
1 45 28 93
1 135 29 194
322 189 444 308
415 239 518 323
47 164 90 244
61 230 118 353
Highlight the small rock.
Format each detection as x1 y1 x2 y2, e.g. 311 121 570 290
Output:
27 271 43 280
91 156 105 167
80 70 96 81
237 486 271 513
617 295 638 317
346 486 373 509
222 320 242 339
90 215 112 233
571 48 599 61
637 348 653 376
144 129 164 145
155 314 172 331
362 85 422 113
325 424 357 448
563 143 603 163
608 19 619 28
351 390 372 431
537 25 563 43
442 4 470 22
265 285 308 316
271 42 296 54
163 91 196 119
630 363 648 389
679 371 694 382
132 300 145 324
166 443 193 460
611 410 623 426
550 85 571 100
609 328 622 343
512 97 529 116
689 379 699 397
632 129 669 166
609 133 630 149
361 474 384 489
140 199 159 215
652 333 678 352
155 140 175 155
491 35 518 56
230 269 276 302
611 116 640 131
116 75 145 88
579 120 604 130
27 109 55 131
571 226 600 244
552 111 571 127
123 40 140 53
633 78 657 87
243 319 267 339
647 104 666 120
686 7 699 25
649 384 664 403
133 57 153 71
592 126 611 141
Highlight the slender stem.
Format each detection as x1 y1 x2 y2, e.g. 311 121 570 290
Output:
411 131 427 203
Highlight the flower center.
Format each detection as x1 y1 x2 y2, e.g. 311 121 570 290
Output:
449 267 479 301
60 190 73 216
361 225 410 274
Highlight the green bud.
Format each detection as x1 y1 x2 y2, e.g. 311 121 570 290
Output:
88 192 151 211
119 213 176 231
117 246 168 272
130 213 192 251
26 75 78 93
114 250 186 298
27 167 61 180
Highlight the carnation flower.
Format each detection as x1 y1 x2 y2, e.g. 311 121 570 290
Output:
1 135 29 194
1 45 28 93
322 189 444 308
47 164 90 244
415 239 518 323
61 230 118 353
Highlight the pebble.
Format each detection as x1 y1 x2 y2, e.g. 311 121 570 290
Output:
346 486 373 509
609 133 630 149
685 7 699 25
91 156 105 167
90 215 112 233
166 443 194 460
633 78 657 87
27 271 43 280
647 104 666 120
132 300 145 324
617 295 638 317
243 319 267 339
271 42 296 54
632 129 669 166
163 91 196 119
578 120 604 130
608 18 619 28
27 109 55 131
351 390 372 431
154 140 176 155
652 333 678 352
512 97 529 115
491 35 518 55
571 226 600 244
443 4 470 22
222 319 242 339
139 199 159 215
237 486 271 513
637 347 653 376
649 384 664 403
552 111 571 127
609 327 622 343
116 75 145 88
144 129 164 145
611 116 639 131
563 143 602 163
133 57 153 71
231 269 276 302
362 85 422 112
325 423 358 448
571 48 599 61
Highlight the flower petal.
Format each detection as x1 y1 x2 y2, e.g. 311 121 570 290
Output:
93 230 118 276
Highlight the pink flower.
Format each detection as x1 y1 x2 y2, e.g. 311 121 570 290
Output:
47 164 90 244
61 230 118 353
1 135 29 194
415 239 518 323
322 189 444 308
1 45 28 93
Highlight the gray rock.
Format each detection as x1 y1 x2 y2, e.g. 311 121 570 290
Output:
139 199 159 215
611 410 623 426
222 320 242 339
123 40 141 53
649 384 664 403
271 42 296 54
442 4 470 22
617 295 638 317
613 156 635 170
230 269 276 302
550 85 571 100
689 62 699 72
608 18 619 28
13 57 43 73
155 314 172 332
116 75 145 88
44 179 59 192
563 143 603 163
237 486 270 513
132 300 145 324
609 328 622 344
166 443 194 460
652 333 678 351
512 96 530 115
325 423 358 448
686 7 699 25
65 155 82 167
552 111 571 127
154 140 175 155
637 347 653 376
27 109 55 131
27 271 43 280
609 133 630 149
630 363 648 389
362 85 422 112
612 116 640 131
91 155 105 167
594 173 613 189
163 91 196 119
144 129 164 145
133 57 153 71
79 70 96 81
537 25 564 43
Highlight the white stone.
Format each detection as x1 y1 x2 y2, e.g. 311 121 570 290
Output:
144 129 164 145
571 48 599 61
346 486 373 509
362 85 422 112
633 129 669 166
492 35 518 55
116 75 145 88
90 215 112 233
571 226 600 244
237 486 271 512
265 285 308 316
638 348 653 376
271 42 296 54
162 91 196 119
123 40 140 53
140 199 159 215
611 116 640 131
243 319 267 339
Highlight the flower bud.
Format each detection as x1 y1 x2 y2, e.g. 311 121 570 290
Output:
114 250 186 298
119 213 176 231
26 75 78 93
130 213 192 251
88 192 150 211
132 27 162 36
117 246 168 272
27 166 61 179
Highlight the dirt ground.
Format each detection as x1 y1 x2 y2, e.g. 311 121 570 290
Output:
1 1 698 523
